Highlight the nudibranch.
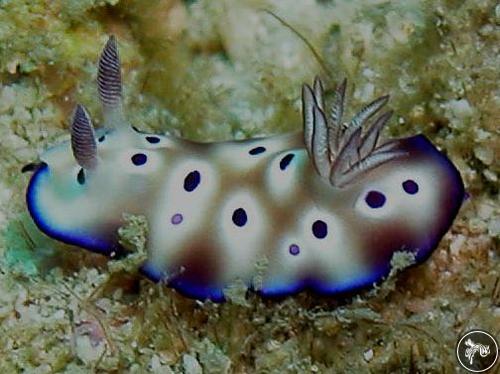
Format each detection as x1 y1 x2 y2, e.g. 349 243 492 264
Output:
24 36 465 301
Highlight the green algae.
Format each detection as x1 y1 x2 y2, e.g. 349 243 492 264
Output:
0 0 498 372
2 215 56 276
108 213 148 274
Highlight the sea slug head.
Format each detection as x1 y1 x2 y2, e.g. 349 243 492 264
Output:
24 36 172 255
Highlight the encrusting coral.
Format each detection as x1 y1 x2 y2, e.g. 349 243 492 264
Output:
0 0 498 372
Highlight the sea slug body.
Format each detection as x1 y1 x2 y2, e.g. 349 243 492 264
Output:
24 36 465 301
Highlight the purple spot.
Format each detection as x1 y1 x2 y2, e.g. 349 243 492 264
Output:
365 190 386 208
279 153 295 170
232 208 247 227
289 244 300 256
402 179 419 194
184 170 201 192
131 153 147 166
249 146 266 155
312 220 328 239
77 169 85 185
146 136 160 144
171 213 183 225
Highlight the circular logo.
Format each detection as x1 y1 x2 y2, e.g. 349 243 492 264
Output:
456 330 498 373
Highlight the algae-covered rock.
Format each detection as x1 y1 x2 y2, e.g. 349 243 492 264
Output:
0 0 498 372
